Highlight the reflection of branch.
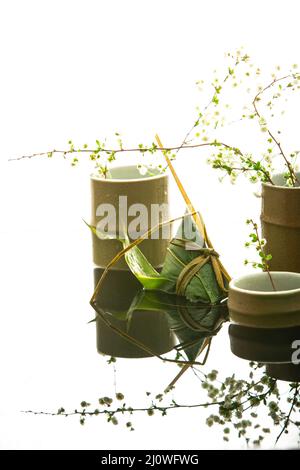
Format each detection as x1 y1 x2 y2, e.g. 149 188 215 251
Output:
21 367 299 446
20 379 267 420
276 385 299 444
22 399 224 419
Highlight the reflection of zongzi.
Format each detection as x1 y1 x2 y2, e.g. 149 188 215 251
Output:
129 290 228 362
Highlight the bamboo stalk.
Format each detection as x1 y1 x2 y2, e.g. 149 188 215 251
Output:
155 134 231 386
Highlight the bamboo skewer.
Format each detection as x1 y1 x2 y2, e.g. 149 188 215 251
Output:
155 134 231 290
155 134 231 387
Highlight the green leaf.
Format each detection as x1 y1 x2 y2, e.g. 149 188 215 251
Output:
83 219 118 241
85 220 172 291
121 236 172 291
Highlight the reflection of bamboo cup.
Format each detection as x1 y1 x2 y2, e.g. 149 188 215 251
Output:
229 324 300 363
94 268 175 358
266 363 300 382
261 173 300 273
228 272 300 328
91 166 169 269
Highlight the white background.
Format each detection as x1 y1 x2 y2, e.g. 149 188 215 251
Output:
0 0 299 450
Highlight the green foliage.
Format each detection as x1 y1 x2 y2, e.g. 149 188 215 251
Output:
244 219 273 271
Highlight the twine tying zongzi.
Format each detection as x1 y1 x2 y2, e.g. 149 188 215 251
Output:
176 248 220 296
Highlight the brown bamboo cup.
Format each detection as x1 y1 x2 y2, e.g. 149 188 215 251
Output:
91 165 169 269
261 172 300 273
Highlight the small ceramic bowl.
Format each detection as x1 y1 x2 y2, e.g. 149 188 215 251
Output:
228 272 300 328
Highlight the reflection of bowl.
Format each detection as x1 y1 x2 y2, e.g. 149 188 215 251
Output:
94 268 175 358
229 324 300 363
266 363 300 382
96 310 175 358
228 272 300 328
94 266 141 318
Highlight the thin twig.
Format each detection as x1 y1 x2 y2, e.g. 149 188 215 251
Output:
219 165 274 185
8 141 244 162
252 74 299 186
176 56 242 155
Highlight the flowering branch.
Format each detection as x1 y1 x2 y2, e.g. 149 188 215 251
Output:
252 73 300 186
